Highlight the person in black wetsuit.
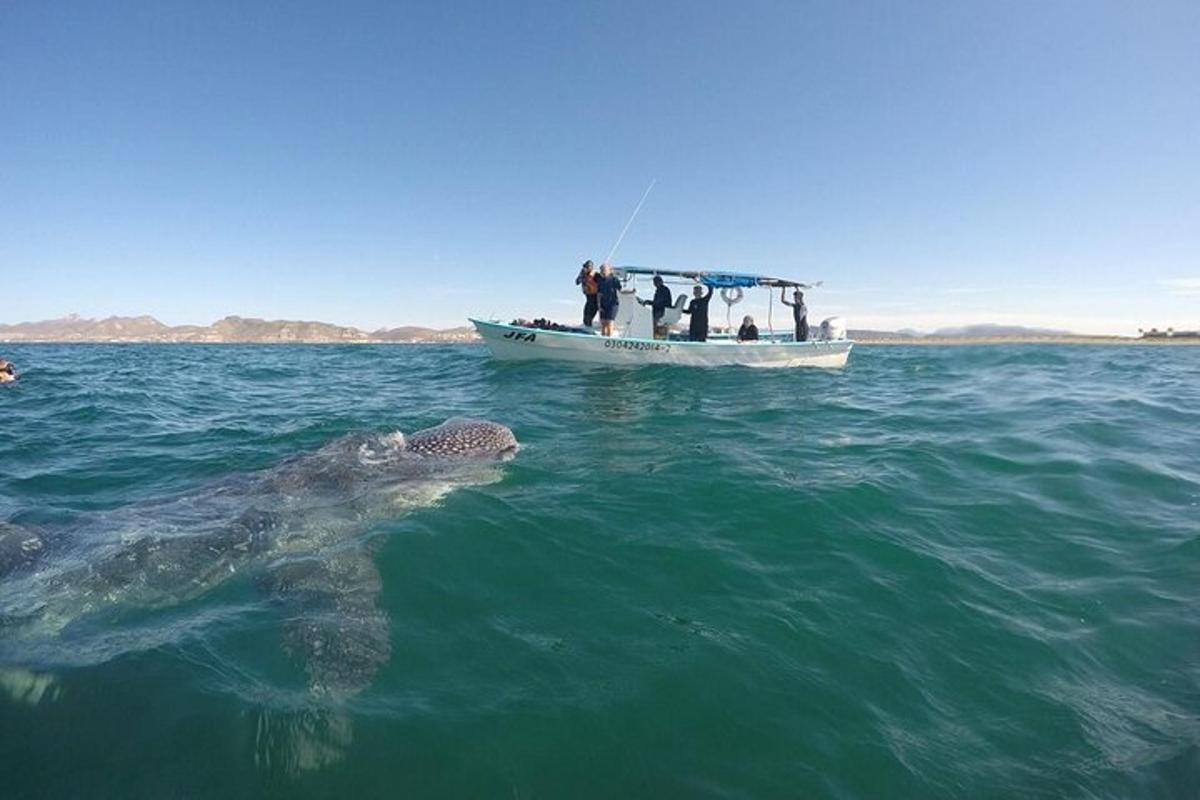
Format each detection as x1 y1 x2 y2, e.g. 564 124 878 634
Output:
781 288 809 342
637 276 674 339
737 316 759 341
681 283 714 342
596 263 623 337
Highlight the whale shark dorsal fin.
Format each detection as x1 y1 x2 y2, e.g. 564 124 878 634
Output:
260 548 390 698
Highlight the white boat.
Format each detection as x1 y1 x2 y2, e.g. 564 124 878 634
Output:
471 267 853 369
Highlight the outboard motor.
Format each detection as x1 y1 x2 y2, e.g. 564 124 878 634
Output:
818 316 847 341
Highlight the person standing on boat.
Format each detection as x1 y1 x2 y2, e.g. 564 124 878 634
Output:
575 260 599 327
637 275 673 339
682 283 714 342
737 316 759 342
781 288 809 342
596 263 623 337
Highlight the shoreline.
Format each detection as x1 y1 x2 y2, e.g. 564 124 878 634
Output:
854 336 1200 346
3 336 1199 346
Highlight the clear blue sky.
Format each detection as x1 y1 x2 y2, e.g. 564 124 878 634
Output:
2 1 1197 333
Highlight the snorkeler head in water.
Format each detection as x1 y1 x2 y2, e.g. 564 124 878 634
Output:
0 360 15 384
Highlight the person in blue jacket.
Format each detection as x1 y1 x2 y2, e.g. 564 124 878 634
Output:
595 263 623 337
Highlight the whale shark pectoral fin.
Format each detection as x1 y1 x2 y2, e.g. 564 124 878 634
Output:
252 707 355 776
0 668 62 706
259 549 391 698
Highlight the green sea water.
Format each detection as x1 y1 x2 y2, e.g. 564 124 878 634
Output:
0 343 1197 799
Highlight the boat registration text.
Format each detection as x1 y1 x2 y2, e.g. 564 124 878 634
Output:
603 340 672 352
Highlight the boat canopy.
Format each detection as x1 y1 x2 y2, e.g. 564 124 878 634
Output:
615 266 817 289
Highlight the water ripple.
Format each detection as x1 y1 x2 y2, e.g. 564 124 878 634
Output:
0 343 1197 798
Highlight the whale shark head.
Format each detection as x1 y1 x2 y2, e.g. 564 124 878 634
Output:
403 417 519 460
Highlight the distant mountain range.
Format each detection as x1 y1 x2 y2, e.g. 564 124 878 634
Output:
850 323 1073 341
0 314 478 343
929 324 1070 337
1 315 1107 344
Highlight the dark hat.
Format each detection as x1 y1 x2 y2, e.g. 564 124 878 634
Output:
583 260 594 269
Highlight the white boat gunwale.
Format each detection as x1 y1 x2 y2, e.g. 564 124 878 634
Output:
470 318 853 369
468 318 850 348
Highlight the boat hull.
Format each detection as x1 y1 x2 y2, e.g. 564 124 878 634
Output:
470 319 852 368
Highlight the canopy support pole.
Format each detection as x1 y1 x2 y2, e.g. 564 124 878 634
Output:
768 289 775 338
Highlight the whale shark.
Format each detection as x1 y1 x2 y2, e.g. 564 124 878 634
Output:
0 417 518 697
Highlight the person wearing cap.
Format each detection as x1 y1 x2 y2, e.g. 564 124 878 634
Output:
575 260 599 327
0 360 16 384
737 316 759 342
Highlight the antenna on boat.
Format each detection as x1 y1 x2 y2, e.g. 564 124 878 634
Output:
603 179 657 267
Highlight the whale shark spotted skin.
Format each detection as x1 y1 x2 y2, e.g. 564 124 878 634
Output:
0 417 518 697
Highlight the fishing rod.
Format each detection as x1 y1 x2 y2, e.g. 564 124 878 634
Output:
603 179 656 266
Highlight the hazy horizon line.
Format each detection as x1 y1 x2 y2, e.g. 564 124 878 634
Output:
6 309 1190 337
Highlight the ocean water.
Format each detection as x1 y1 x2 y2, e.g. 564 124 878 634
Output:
0 343 1197 799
